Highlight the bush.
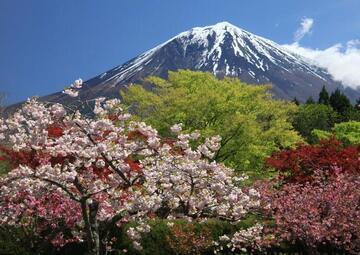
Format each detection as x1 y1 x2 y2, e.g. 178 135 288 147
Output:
266 138 360 183
312 121 360 145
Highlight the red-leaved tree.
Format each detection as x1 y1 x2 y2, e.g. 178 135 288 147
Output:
266 138 359 183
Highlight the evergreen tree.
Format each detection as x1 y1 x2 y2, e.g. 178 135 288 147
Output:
306 96 315 104
292 97 300 105
355 97 360 111
318 86 330 105
329 89 352 116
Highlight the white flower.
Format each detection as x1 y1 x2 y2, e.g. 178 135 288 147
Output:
72 78 83 88
170 123 183 134
95 159 106 168
50 104 66 118
249 188 260 197
63 89 79 97
167 222 174 227
95 97 106 104
219 235 230 242
190 130 201 140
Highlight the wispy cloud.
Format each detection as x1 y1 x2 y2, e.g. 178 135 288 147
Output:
283 40 360 90
294 18 314 42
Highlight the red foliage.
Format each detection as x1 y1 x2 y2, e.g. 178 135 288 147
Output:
0 147 40 168
127 130 147 140
266 138 360 182
47 124 64 138
0 147 75 169
107 113 118 122
161 138 186 156
92 166 112 180
94 130 112 142
124 158 141 171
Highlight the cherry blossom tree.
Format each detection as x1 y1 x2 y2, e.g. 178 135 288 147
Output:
0 80 260 255
259 171 360 254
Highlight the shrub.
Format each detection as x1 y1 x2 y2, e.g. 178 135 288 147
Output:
312 121 360 145
266 138 359 183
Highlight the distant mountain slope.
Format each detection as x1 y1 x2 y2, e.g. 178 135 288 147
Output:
6 22 360 112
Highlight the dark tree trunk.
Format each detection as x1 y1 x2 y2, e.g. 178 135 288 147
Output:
81 200 101 255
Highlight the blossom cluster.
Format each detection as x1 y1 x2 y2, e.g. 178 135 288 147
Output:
213 223 264 254
62 78 83 97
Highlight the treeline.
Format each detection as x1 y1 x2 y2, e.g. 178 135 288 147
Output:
292 86 360 143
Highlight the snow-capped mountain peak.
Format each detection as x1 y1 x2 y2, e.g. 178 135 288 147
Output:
27 21 359 107
98 21 327 87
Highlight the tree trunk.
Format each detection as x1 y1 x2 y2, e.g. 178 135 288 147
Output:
82 200 101 255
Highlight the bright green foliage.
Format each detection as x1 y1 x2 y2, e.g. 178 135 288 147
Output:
292 104 338 143
311 129 332 142
312 121 360 145
122 70 302 176
334 121 360 145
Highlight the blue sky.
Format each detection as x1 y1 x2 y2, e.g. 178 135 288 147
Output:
0 0 359 104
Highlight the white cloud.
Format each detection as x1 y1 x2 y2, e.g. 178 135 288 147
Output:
283 40 360 89
294 18 314 42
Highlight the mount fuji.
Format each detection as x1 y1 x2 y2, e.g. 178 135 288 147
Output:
8 22 360 110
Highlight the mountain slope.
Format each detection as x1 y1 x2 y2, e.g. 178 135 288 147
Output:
9 22 360 110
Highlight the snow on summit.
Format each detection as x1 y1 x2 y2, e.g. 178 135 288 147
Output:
18 22 360 108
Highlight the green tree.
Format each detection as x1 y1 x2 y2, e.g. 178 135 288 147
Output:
305 96 315 104
292 97 300 106
318 86 330 105
122 70 302 177
355 97 360 110
292 104 337 143
329 89 352 120
345 108 360 121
